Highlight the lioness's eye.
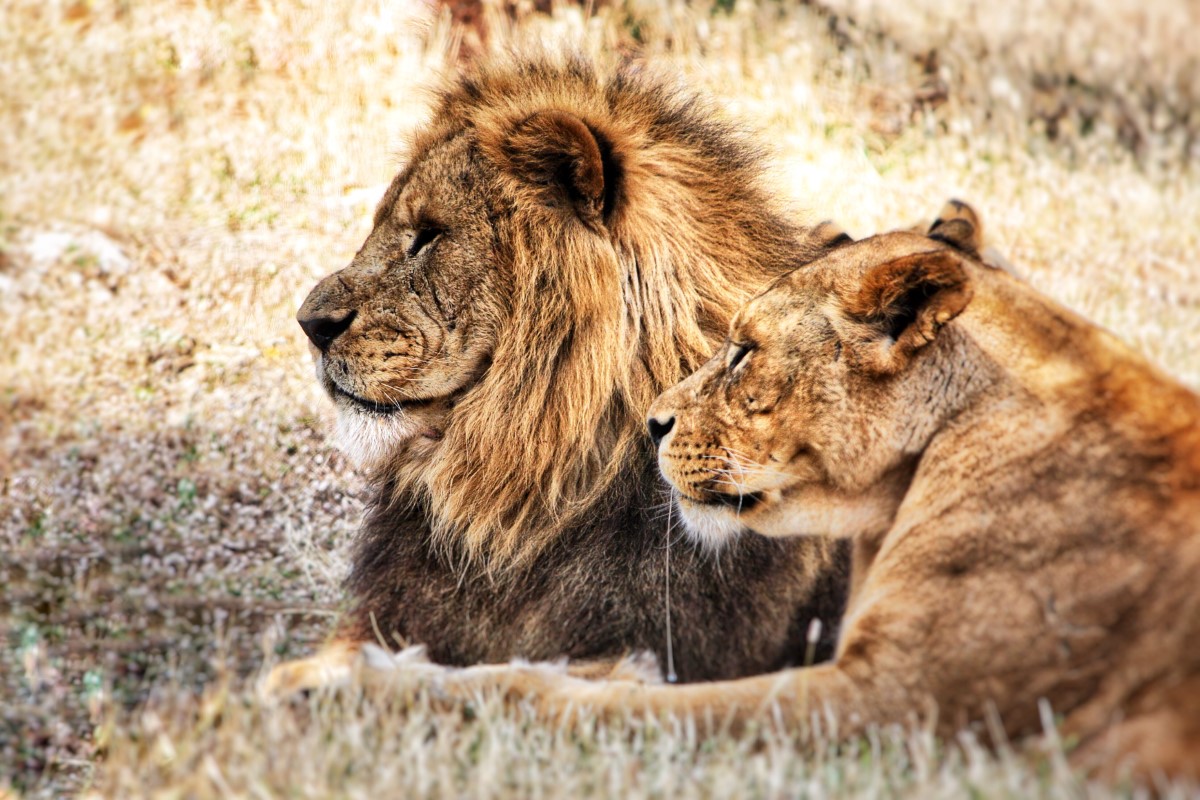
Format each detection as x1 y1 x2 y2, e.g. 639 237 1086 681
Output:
407 227 442 258
728 342 753 372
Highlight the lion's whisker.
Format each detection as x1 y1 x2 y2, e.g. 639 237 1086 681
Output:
663 486 678 683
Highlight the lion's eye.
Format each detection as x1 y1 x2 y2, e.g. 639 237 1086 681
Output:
728 342 753 372
407 227 443 258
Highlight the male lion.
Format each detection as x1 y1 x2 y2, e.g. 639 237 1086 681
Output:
266 55 850 694
394 203 1200 783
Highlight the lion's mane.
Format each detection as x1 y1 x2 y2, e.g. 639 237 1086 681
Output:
389 55 829 565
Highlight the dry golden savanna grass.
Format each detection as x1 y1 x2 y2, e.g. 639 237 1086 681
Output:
2 0 1197 797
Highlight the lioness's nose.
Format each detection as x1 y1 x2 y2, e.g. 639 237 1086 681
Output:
297 308 356 352
647 414 675 448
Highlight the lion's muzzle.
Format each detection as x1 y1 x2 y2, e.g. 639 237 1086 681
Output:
297 271 357 352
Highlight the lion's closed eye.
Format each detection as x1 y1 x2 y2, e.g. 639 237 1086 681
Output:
728 342 753 372
407 227 443 258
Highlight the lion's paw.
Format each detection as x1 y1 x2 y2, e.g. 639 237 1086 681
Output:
606 651 664 684
259 641 361 700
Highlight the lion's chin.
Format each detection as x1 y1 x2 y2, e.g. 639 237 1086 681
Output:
333 407 440 471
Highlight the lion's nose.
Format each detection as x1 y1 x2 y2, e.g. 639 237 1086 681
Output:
297 308 356 352
647 414 675 448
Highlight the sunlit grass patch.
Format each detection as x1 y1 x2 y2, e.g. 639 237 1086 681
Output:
86 678 1111 799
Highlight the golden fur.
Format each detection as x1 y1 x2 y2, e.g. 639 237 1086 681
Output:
265 55 850 695
394 203 1200 784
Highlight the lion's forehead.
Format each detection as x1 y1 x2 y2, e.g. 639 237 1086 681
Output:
381 134 492 226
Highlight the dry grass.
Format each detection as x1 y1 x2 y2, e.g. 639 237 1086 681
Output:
1 0 1197 797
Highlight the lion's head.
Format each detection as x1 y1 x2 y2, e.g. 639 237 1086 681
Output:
297 55 836 563
648 202 986 547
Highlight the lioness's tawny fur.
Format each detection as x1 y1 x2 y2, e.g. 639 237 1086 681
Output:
407 204 1200 783
265 54 850 694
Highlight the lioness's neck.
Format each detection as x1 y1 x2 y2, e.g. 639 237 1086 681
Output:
896 264 1193 529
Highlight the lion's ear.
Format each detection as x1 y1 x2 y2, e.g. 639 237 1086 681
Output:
504 110 612 225
844 250 973 374
811 220 854 249
927 199 983 255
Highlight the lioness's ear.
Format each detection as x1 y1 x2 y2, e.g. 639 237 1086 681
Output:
845 250 973 374
927 199 983 254
504 110 612 225
929 199 1024 277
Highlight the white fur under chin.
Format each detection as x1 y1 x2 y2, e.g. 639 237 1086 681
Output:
676 500 745 550
334 407 422 470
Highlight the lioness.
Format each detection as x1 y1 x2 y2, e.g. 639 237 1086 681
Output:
388 203 1200 782
266 55 850 695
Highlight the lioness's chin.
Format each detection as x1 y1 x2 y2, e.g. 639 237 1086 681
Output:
676 489 836 541
674 496 761 549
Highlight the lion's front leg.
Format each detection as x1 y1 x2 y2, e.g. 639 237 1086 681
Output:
286 648 886 744
561 652 663 684
387 659 878 739
352 652 588 714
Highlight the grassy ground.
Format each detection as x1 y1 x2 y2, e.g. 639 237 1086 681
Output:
2 0 1197 797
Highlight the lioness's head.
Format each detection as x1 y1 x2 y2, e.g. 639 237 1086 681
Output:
648 202 986 547
296 55 832 562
